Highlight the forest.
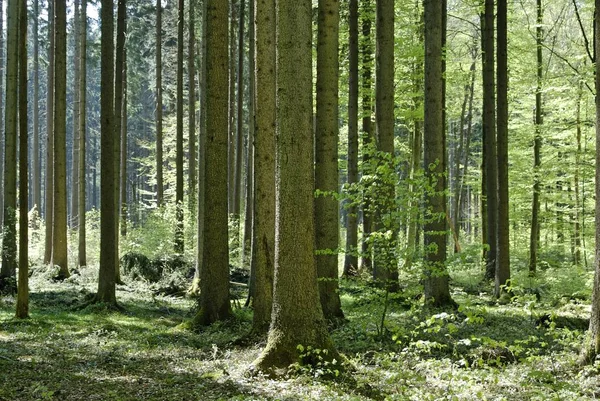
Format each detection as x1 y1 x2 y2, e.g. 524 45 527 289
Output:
2 0 600 399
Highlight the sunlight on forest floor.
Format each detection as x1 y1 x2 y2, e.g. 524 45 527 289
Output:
1 264 599 400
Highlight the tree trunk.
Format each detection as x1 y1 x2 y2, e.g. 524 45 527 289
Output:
16 0 28 317
574 80 583 266
253 0 339 372
423 0 453 307
529 0 543 275
32 0 41 213
156 0 164 207
234 0 245 224
0 0 4 232
482 0 497 280
194 0 232 326
343 0 359 277
71 0 81 230
228 3 237 216
96 0 117 305
360 0 374 273
249 0 276 333
372 0 399 291
175 0 184 253
188 0 197 214
120 45 128 237
0 0 16 285
316 0 344 320
78 0 87 267
52 0 70 279
495 0 510 297
44 0 54 265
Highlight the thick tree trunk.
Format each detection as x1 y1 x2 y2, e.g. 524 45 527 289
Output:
96 0 117 305
16 0 28 317
253 0 339 372
423 0 453 307
52 0 70 279
343 0 359 277
175 0 184 253
316 0 344 320
194 0 232 326
249 0 276 333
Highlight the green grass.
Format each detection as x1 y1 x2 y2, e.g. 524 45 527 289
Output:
1 263 599 400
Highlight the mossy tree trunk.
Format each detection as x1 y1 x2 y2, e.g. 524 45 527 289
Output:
253 0 339 372
195 0 232 326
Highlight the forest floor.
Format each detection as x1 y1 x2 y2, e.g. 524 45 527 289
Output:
1 259 599 400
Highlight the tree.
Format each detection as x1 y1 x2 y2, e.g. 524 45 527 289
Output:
482 0 497 280
343 0 359 277
315 0 344 320
120 40 128 238
253 0 339 372
52 0 70 279
372 0 398 290
249 0 276 333
188 0 197 214
16 0 28 318
0 0 4 232
32 0 41 212
71 0 81 229
423 0 453 307
44 0 54 265
581 0 600 365
495 0 510 296
175 0 184 253
194 0 232 326
96 0 117 305
233 0 245 223
529 0 543 275
156 0 164 207
78 0 88 267
0 0 17 288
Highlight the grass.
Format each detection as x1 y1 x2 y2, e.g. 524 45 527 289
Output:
1 262 599 400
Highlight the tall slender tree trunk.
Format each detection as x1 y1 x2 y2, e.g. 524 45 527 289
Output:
360 0 374 272
16 0 28 317
156 0 164 206
120 45 128 237
33 0 41 213
529 0 543 275
233 0 245 225
343 0 359 277
188 0 197 214
372 0 398 290
316 0 344 320
253 0 339 371
71 0 81 229
175 0 184 253
482 0 497 280
495 0 510 296
44 0 54 265
423 0 453 307
228 3 237 216
0 0 4 232
250 0 276 333
52 0 70 279
97 0 117 305
574 80 583 266
195 0 232 326
78 0 87 267
0 0 17 287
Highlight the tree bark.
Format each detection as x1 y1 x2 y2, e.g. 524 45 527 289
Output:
44 0 54 265
32 0 41 213
253 0 339 372
156 0 164 207
249 0 276 333
233 0 245 223
0 0 4 232
343 0 359 277
423 0 453 307
78 0 87 267
194 0 232 326
188 0 197 214
316 0 344 320
120 43 128 238
71 0 81 230
175 0 185 253
16 0 28 317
